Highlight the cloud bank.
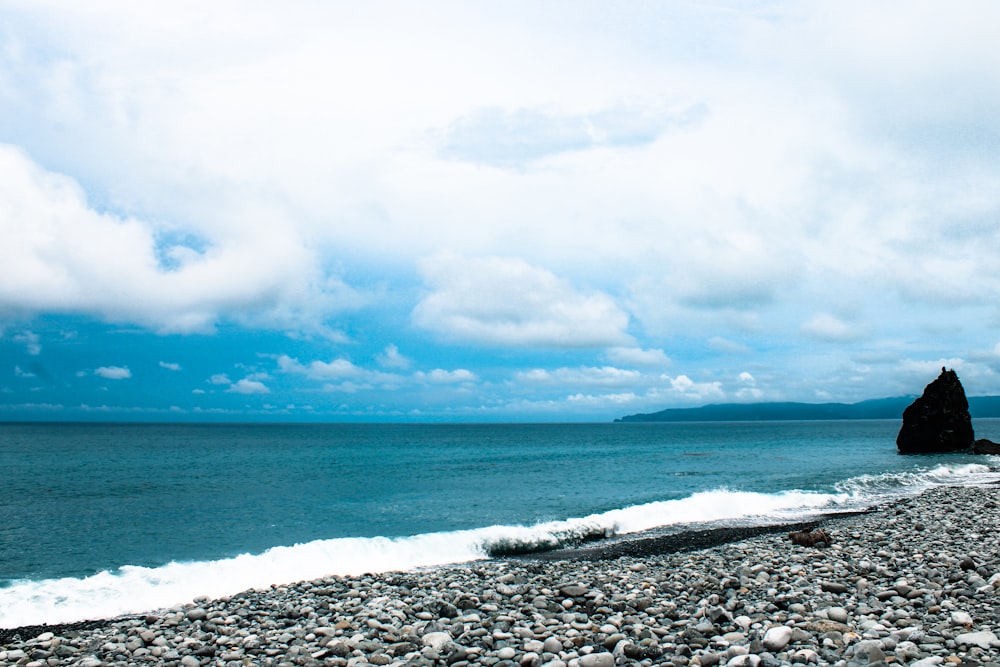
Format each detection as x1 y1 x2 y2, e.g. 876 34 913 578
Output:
2 2 1000 419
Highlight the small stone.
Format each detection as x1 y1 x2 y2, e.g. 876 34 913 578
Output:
185 607 208 621
559 584 587 598
762 626 793 652
522 639 543 654
950 611 973 627
851 640 885 664
497 647 517 660
826 607 848 623
423 632 453 651
954 631 999 649
792 649 819 664
579 652 615 667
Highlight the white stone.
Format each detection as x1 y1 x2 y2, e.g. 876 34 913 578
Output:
579 653 615 667
543 637 563 653
762 626 793 652
422 632 452 651
726 655 761 667
955 631 1000 649
950 611 974 627
910 658 944 667
497 647 517 660
792 649 819 665
524 640 545 653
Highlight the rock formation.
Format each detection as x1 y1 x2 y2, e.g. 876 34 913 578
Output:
973 438 1000 454
896 367 975 454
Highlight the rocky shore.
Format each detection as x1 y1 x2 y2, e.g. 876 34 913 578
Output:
3 485 1000 667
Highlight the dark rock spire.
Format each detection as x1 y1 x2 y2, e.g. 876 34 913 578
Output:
896 368 975 454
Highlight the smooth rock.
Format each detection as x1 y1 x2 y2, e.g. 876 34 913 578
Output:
423 631 453 651
762 626 793 652
954 631 999 649
578 652 615 667
949 611 973 627
497 647 517 660
827 607 849 623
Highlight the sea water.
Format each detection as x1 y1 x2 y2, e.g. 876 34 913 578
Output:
2 420 999 628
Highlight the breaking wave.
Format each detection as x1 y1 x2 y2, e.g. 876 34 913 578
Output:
2 460 996 628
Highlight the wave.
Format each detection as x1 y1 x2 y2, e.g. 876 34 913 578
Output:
2 460 997 628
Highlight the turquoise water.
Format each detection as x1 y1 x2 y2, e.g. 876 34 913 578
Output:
2 420 999 627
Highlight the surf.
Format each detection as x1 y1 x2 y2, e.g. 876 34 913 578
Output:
2 459 995 629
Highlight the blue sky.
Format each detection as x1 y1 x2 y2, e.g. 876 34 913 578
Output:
2 1 1000 422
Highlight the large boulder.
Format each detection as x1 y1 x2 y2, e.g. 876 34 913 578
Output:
896 368 975 454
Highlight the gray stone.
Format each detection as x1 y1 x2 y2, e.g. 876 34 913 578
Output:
578 653 615 667
827 607 849 623
186 606 209 621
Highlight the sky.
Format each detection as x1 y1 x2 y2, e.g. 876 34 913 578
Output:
2 1 1000 422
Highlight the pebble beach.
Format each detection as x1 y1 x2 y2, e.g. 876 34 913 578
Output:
3 484 999 667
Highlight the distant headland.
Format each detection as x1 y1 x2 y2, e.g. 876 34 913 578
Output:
615 395 1000 422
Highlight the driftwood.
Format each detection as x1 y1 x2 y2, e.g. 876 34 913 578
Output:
787 527 832 548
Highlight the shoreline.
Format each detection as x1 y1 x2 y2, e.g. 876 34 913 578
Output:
0 511 871 642
4 484 1000 666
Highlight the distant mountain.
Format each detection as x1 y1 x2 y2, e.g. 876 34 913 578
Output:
616 396 1000 422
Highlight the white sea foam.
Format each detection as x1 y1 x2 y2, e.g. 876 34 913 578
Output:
2 460 997 628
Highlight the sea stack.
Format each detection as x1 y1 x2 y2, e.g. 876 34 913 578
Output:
896 367 975 454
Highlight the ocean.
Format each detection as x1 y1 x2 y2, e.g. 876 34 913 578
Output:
2 420 1000 628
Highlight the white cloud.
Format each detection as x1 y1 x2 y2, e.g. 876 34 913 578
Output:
708 337 752 354
209 374 231 385
414 369 478 384
276 354 402 387
801 313 865 342
413 253 631 347
0 145 363 334
159 361 182 371
663 374 725 402
377 344 411 370
515 366 642 388
94 366 131 380
436 104 704 168
738 371 756 384
227 379 269 394
566 392 641 406
2 3 1000 410
13 331 41 355
604 347 671 368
